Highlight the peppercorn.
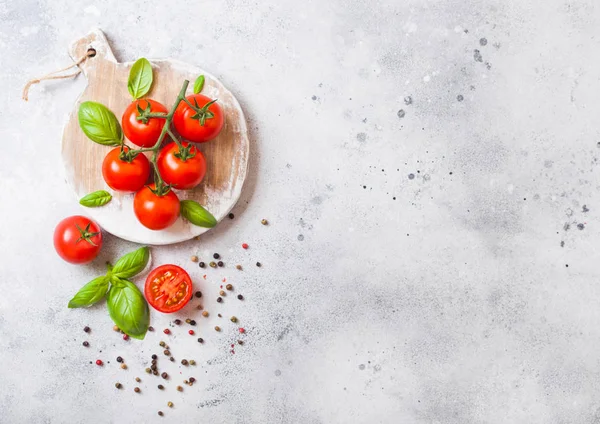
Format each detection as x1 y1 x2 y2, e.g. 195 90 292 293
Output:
218 314 222 317
230 316 238 323
219 290 226 296
185 318 191 324
217 297 222 303
117 356 123 363
151 354 158 360
195 291 202 298
163 329 170 334
96 359 103 366
82 341 89 347
164 350 170 356
121 364 127 370
153 370 158 376
189 360 196 365
177 386 183 392
135 377 141 383
148 326 154 332
181 359 189 365
261 219 268 225
190 320 196 326
197 338 204 343
228 213 234 219
123 334 129 341
174 319 181 325
202 311 209 317
237 294 244 300
226 284 233 291
213 253 220 259
209 261 217 268
134 387 140 393
170 357 175 362
238 340 244 345
215 326 221 332
115 382 122 389
197 305 203 310
199 261 205 268
256 262 261 267
158 384 164 390
189 377 196 383
83 326 90 333
242 243 249 249
145 368 151 374
161 372 168 379
183 379 189 385
218 261 224 267
239 328 246 333
158 411 164 416
113 325 120 332
159 341 166 347
236 264 242 270
151 365 157 371
191 255 198 262
188 330 195 335
168 401 173 408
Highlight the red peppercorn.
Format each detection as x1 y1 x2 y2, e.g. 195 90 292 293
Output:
123 334 129 340
96 359 103 366
163 329 171 335
188 330 195 335
242 243 249 249
239 328 245 334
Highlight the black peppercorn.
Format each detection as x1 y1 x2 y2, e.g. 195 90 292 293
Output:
82 341 89 347
181 359 189 366
153 370 158 376
134 387 140 393
116 356 123 363
83 326 90 333
164 350 170 356
189 377 196 383
217 297 222 303
228 213 234 219
151 354 157 360
199 262 205 268
148 326 154 332
158 384 164 390
237 294 244 300
115 382 122 389
170 357 174 362
190 320 196 326
213 253 220 259
256 262 262 267
195 291 202 298
174 319 181 325
218 261 224 267
161 372 168 379
158 411 164 416
197 338 204 343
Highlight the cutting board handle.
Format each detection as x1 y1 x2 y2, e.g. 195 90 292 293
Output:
68 28 117 77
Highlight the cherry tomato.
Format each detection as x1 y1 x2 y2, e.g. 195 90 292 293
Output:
54 216 102 264
122 99 168 147
102 146 150 192
144 264 193 313
133 184 180 230
157 142 207 190
173 94 224 143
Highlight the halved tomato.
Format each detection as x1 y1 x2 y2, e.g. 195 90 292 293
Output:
144 265 193 313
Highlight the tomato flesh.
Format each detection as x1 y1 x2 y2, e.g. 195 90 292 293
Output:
145 265 192 313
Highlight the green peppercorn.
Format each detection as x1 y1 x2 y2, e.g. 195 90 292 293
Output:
135 377 141 382
209 261 217 268
185 318 191 324
115 382 122 389
189 360 196 365
145 368 151 374
159 341 166 347
230 316 238 323
168 401 173 407
261 219 268 225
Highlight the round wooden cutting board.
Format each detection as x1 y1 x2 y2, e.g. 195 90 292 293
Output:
62 29 249 245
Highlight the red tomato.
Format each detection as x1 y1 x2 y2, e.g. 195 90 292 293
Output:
144 264 193 313
102 146 150 192
133 185 180 230
122 99 168 147
157 142 207 190
173 94 224 143
54 216 102 264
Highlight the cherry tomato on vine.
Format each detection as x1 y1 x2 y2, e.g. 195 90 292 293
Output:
122 99 168 147
133 184 180 230
157 141 206 190
144 264 193 313
54 216 102 264
102 146 150 192
173 94 224 143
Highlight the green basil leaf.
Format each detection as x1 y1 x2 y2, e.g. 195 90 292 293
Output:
180 200 217 228
78 101 123 146
79 190 112 207
111 247 150 279
128 58 153 99
107 279 149 340
193 75 205 94
68 276 110 308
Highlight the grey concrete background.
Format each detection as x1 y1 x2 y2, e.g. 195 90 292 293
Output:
1 0 599 423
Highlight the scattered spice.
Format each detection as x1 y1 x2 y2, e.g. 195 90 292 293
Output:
190 320 196 326
202 311 209 317
168 401 174 408
230 316 238 323
218 313 222 318
183 379 189 385
237 294 244 300
191 255 198 262
134 387 140 393
158 411 164 416
117 356 123 363
135 377 141 383
242 243 249 249
228 213 234 219
239 328 246 334
113 325 120 332
96 359 103 366
196 305 203 310
197 338 204 343
174 319 181 325
219 290 226 296
213 253 220 259
181 359 189 365
189 377 196 383
148 326 154 332
226 284 233 291
159 341 166 347
158 384 164 390
209 261 217 268
217 297 222 303
169 357 175 362
177 386 183 392
161 372 168 379
185 318 191 324
261 219 268 225
115 382 122 389
145 368 151 374
215 326 221 332
188 330 195 335
236 264 242 270
189 360 196 365
153 370 159 375
123 334 129 341
199 262 205 268
83 326 90 333
256 262 261 267
163 329 171 335
164 350 171 356
237 340 244 345
195 291 202 298
218 261 224 267
151 354 157 360
82 341 89 347
121 364 127 370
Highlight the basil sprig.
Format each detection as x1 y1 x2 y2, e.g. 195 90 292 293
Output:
180 200 217 228
78 101 123 146
128 58 153 99
79 190 112 207
68 247 151 340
